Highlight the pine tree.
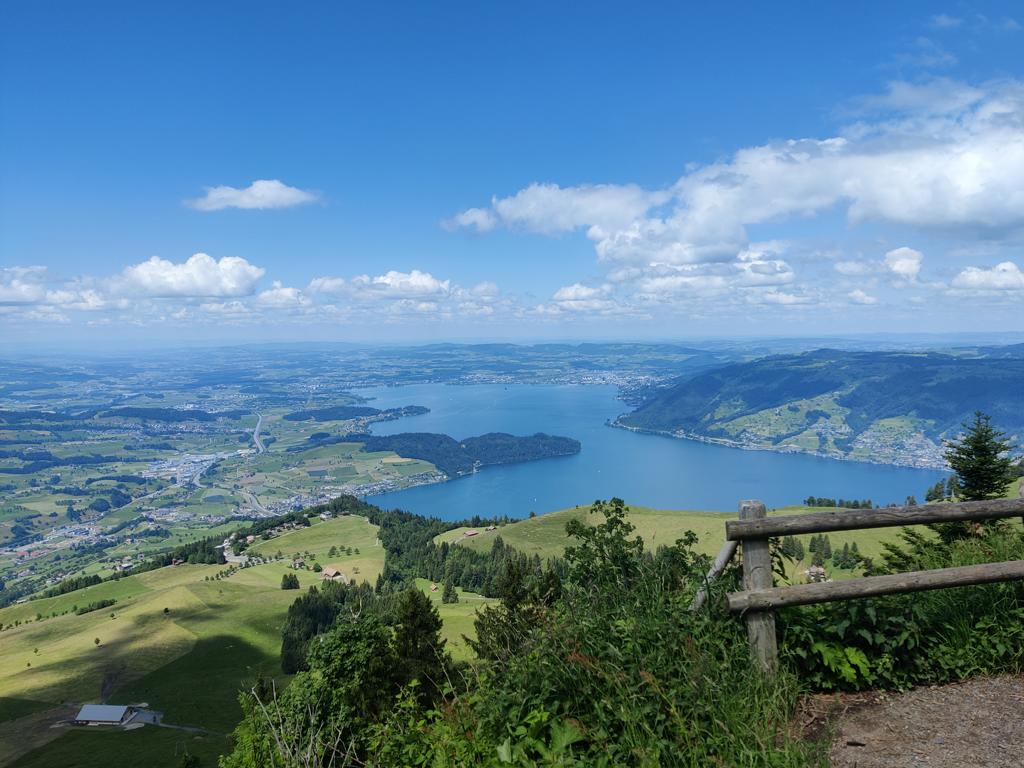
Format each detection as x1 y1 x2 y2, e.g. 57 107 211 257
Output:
821 535 832 559
442 573 458 604
944 412 1015 501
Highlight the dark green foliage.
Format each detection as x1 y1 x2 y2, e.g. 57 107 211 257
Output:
944 411 1016 501
280 573 300 590
75 598 116 615
225 499 815 767
355 432 580 477
780 535 804 561
391 589 447 701
935 412 1017 541
102 406 226 421
441 573 458 604
280 581 376 673
804 497 873 509
924 479 949 502
783 527 1024 690
41 574 102 597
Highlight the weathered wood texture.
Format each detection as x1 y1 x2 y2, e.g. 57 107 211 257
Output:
726 498 1024 541
689 539 738 611
728 559 1024 612
739 501 777 674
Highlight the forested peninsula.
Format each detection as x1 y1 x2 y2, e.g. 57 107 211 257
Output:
354 431 581 476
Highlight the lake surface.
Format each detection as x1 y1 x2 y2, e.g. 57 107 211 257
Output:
360 383 946 521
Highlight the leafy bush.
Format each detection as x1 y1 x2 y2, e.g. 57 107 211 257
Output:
225 500 820 767
780 525 1024 690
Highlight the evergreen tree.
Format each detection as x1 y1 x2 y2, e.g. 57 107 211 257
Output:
442 573 458 604
393 588 447 701
821 536 832 559
944 412 1015 501
940 412 1016 541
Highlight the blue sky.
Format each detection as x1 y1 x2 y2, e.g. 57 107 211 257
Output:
2 1 1024 346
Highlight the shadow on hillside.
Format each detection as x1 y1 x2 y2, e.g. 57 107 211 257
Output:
5 634 278 735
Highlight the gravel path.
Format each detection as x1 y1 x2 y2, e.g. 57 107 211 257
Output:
827 675 1024 768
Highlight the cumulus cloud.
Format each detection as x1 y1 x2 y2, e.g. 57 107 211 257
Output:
256 281 309 308
185 179 319 211
351 269 451 299
119 253 265 298
884 247 924 281
0 267 48 304
445 182 665 236
848 289 879 305
448 79 1024 269
950 261 1024 291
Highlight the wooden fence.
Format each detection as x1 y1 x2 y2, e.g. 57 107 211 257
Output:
711 497 1024 674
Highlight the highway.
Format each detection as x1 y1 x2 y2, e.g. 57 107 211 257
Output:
252 412 266 454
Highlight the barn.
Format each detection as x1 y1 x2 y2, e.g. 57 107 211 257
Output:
74 704 134 726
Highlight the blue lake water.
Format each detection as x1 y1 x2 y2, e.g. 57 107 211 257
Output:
360 383 947 521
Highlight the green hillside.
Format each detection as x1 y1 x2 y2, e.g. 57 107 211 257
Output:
0 512 497 767
618 349 1024 468
436 502 905 579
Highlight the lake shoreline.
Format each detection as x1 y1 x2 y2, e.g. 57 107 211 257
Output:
607 417 949 472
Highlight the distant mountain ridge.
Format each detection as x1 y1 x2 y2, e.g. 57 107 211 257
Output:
617 348 1024 469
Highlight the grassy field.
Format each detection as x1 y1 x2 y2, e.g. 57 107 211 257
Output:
413 578 495 661
435 502 912 580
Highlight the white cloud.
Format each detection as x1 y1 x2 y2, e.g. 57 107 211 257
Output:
756 289 814 306
351 269 451 299
0 267 48 304
951 261 1024 291
835 260 876 276
306 276 347 295
469 281 499 298
884 247 924 281
552 283 609 302
447 182 665 237
120 253 265 298
442 207 497 232
448 79 1024 269
256 281 309 308
185 179 319 211
929 14 962 29
848 289 879 305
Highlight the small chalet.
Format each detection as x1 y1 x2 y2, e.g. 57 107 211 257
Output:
463 529 479 537
321 567 348 583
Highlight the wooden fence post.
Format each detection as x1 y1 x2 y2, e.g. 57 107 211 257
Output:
739 500 777 675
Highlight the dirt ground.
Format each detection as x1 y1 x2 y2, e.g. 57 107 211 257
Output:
803 675 1024 768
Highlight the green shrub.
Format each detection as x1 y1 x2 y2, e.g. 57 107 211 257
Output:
780 525 1024 690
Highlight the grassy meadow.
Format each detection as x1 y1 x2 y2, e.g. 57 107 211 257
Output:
436 502 920 580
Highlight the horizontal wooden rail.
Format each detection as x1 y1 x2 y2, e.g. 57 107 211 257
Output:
726 498 1024 541
728 559 1024 612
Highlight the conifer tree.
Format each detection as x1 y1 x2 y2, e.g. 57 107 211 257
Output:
944 412 1015 501
442 573 458 604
